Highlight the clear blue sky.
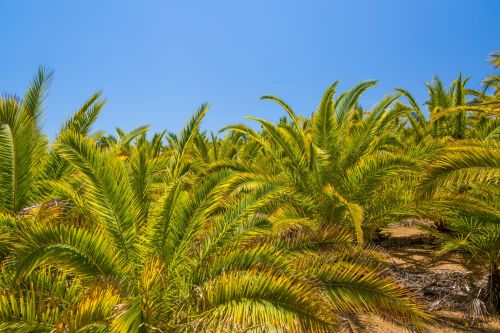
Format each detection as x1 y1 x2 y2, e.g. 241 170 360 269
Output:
1 0 499 136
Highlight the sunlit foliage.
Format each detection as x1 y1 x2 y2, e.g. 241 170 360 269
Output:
0 52 498 332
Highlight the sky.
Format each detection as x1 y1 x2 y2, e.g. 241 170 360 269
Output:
1 0 499 137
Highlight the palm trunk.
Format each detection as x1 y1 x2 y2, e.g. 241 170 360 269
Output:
434 219 451 233
487 263 500 312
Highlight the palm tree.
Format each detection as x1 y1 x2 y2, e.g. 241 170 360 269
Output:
0 106 340 332
0 67 51 213
223 81 419 243
417 140 500 311
398 71 499 142
0 71 430 331
483 51 500 95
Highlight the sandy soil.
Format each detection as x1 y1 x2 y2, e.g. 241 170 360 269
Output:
362 224 500 333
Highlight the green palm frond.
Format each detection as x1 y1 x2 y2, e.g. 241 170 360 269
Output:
197 269 336 332
0 287 59 332
54 131 139 262
420 143 500 197
168 103 209 181
37 92 107 186
68 287 120 332
335 80 377 124
299 256 430 329
261 95 305 138
8 220 122 279
312 82 338 153
0 85 47 212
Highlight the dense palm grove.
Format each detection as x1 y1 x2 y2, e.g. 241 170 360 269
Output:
0 53 498 332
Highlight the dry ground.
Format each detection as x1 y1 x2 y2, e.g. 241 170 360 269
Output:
360 224 500 332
